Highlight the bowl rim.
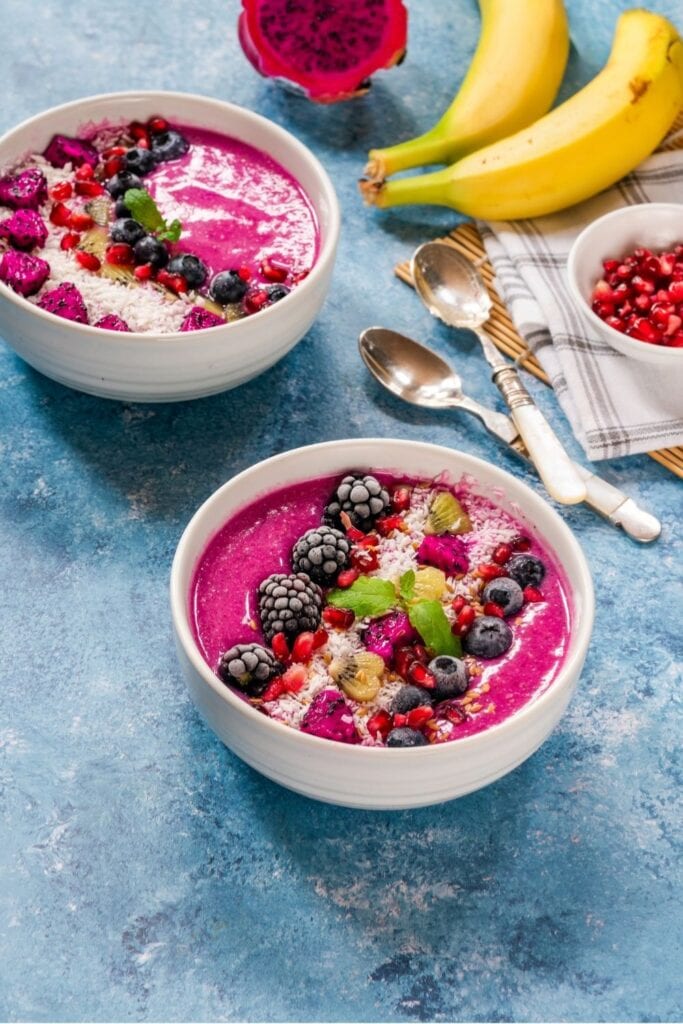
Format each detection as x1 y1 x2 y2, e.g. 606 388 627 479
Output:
170 438 595 758
0 89 341 341
566 202 683 360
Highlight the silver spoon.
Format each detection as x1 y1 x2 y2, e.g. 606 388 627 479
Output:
358 326 661 543
411 242 587 506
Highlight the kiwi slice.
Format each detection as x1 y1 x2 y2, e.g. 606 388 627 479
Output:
424 491 471 535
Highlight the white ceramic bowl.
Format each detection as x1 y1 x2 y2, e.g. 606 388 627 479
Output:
0 91 340 401
567 203 683 365
170 439 594 810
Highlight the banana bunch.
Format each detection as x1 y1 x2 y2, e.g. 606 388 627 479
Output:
361 7 683 220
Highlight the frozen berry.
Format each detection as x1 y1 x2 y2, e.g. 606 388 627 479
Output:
167 253 208 290
324 473 391 533
428 656 469 701
506 553 545 590
105 171 143 199
133 235 169 269
110 217 147 247
123 146 156 176
258 572 323 644
463 616 513 659
292 526 350 586
217 642 282 697
390 685 431 715
481 577 523 617
268 284 290 302
115 198 131 218
210 270 248 305
150 129 189 162
386 727 428 748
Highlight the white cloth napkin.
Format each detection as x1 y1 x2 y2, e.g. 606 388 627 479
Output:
478 144 683 461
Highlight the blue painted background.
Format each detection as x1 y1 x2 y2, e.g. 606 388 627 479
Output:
0 2 681 1020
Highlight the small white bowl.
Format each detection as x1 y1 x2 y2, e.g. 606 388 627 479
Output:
170 438 594 810
0 91 340 401
567 203 683 365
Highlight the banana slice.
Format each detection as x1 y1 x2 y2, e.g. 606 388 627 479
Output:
329 652 384 702
424 492 471 535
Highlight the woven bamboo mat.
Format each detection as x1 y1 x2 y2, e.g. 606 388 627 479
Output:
395 110 683 478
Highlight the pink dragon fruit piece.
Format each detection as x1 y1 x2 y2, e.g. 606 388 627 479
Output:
180 306 225 332
94 314 131 331
300 689 358 744
0 168 48 210
0 249 50 296
43 134 99 170
0 209 48 250
38 282 89 324
363 610 418 664
417 534 469 575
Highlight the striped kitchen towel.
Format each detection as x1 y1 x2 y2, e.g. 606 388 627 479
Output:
478 145 683 461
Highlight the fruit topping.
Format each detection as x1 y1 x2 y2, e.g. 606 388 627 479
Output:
367 709 393 741
506 553 545 590
591 243 683 347
329 651 384 702
94 314 131 331
180 306 225 332
75 250 102 272
386 727 428 748
0 168 47 210
258 572 323 643
105 243 134 266
451 604 475 636
291 526 350 585
123 147 157 176
390 684 432 714
260 257 288 282
300 689 358 743
412 566 447 601
0 249 50 297
167 253 208 290
210 270 249 305
363 610 418 663
424 491 471 535
416 533 469 575
37 282 89 323
322 606 355 629
150 129 190 162
324 473 391 532
523 586 544 603
267 284 290 303
105 171 143 199
43 134 99 169
110 217 147 247
133 235 169 269
0 209 48 250
428 655 469 701
217 642 282 697
462 615 513 659
481 577 524 617
114 198 131 218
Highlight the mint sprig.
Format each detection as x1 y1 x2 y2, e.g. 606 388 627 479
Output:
327 576 396 618
123 188 182 243
399 569 415 602
408 600 462 658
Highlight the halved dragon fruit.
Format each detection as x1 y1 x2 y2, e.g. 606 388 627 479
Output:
180 306 225 332
238 0 408 104
417 534 469 576
0 250 50 296
0 168 48 210
38 282 89 324
43 134 99 170
300 689 358 744
363 610 417 664
94 314 131 331
0 209 48 250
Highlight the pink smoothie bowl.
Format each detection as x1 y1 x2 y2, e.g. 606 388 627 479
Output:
170 439 595 810
0 91 340 401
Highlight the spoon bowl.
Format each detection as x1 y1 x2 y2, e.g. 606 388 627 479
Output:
412 243 492 329
359 326 467 409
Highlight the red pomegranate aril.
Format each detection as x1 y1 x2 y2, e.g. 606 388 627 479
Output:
393 646 414 679
511 535 531 552
69 211 94 231
244 289 269 314
408 662 435 689
130 121 149 140
602 258 619 273
322 606 354 629
60 231 80 251
104 156 125 178
668 280 683 302
103 145 127 159
391 485 412 512
156 270 187 294
283 664 307 693
312 627 328 650
75 180 105 198
262 677 286 702
291 269 310 284
665 314 682 336
452 606 475 635
260 257 288 282
136 138 150 150
451 595 467 614
633 294 652 312
237 264 252 281
592 300 615 318
406 706 433 730
336 568 359 589
592 279 612 300
604 315 624 331
477 562 505 581
375 515 405 536
631 275 655 295
523 586 544 603
628 318 660 344
392 713 408 729
74 162 94 181
75 250 101 272
134 262 154 281
492 542 513 565
442 701 466 725
483 601 504 618
350 546 379 572
357 533 379 549
411 643 429 664
271 632 290 663
291 632 315 664
650 303 674 324
367 709 393 741
50 181 73 202
148 116 169 133
667 332 683 347
50 202 72 227
106 243 134 266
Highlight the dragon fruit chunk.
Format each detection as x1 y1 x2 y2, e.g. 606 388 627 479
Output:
95 314 131 332
300 689 358 744
363 610 418 664
38 282 89 324
0 168 48 210
238 0 408 104
43 134 99 170
0 209 48 250
180 306 225 332
417 534 469 576
0 250 50 296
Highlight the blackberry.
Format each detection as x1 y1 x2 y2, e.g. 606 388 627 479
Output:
292 526 350 586
324 473 390 532
258 572 323 643
217 642 282 697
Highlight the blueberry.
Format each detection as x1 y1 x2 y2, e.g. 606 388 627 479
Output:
386 727 428 748
167 253 208 290
506 553 545 590
428 656 469 701
463 616 513 659
115 198 131 218
133 235 169 269
105 171 143 199
123 147 156 176
390 685 431 715
150 129 189 162
110 217 146 247
267 284 290 303
210 270 248 305
481 577 524 617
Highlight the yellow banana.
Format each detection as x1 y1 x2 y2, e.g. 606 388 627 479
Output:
365 0 569 181
361 9 683 220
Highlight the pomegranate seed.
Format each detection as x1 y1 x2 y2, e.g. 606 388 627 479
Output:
523 586 544 603
367 709 392 740
291 269 310 284
668 280 683 302
60 232 80 251
148 116 169 133
665 314 682 336
441 701 466 725
237 264 252 281
322 606 354 629
50 181 73 201
134 262 153 281
592 279 613 301
628 318 660 344
477 562 505 581
75 250 101 272
50 202 72 227
592 300 616 319
492 542 512 565
452 606 475 636
411 644 429 664
282 664 307 692
484 601 504 618
106 243 134 266
650 303 674 325
605 315 625 332
393 646 414 680
451 596 467 614
262 677 286 702
103 145 127 159
260 257 288 282
271 632 290 663
130 121 149 141
312 627 328 650
75 180 105 197
340 514 365 541
74 163 94 181
336 568 359 589
406 706 433 730
408 662 435 689
136 138 150 150
667 332 683 347
244 289 269 314
511 535 531 552
357 533 379 549
633 294 652 312
375 515 405 536
69 211 94 231
350 546 379 572
602 259 619 273
631 275 655 295
393 713 408 728
391 485 412 512
291 632 315 664
615 264 631 280
156 269 187 293
104 156 125 178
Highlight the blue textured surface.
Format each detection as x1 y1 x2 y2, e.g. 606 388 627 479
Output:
1 2 681 1021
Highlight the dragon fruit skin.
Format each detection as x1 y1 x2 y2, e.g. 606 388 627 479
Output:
0 249 50 297
238 0 408 104
417 534 469 576
43 134 99 170
94 314 131 332
300 689 358 744
38 282 89 324
0 168 48 210
180 306 225 332
0 209 48 250
363 610 418 664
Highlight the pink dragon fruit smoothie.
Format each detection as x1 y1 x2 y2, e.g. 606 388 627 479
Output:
190 470 572 749
0 116 319 333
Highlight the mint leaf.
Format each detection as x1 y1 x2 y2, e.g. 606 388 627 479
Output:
399 569 415 603
124 188 182 241
408 600 462 657
327 576 397 618
158 218 182 243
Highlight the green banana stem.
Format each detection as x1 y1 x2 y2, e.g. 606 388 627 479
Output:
360 166 455 210
366 126 453 181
